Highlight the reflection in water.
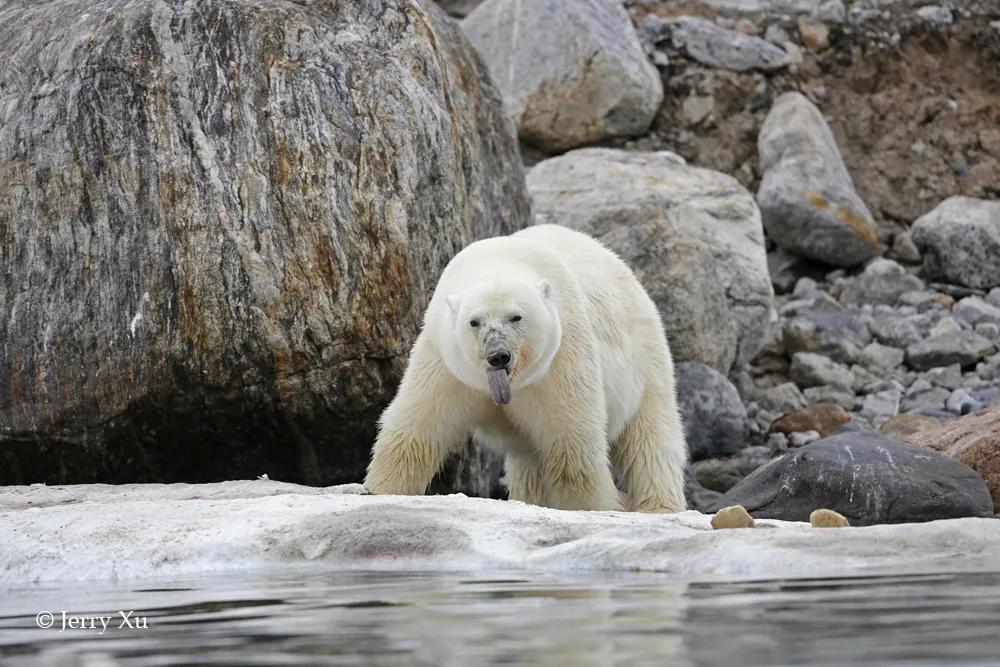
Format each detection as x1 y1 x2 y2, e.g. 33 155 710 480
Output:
1 570 999 666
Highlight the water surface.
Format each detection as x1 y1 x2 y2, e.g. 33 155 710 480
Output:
2 569 999 666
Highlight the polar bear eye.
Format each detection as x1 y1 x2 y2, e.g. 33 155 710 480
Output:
510 315 522 323
469 319 480 328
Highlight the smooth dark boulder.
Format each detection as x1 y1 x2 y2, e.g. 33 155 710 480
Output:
712 432 993 525
0 0 529 485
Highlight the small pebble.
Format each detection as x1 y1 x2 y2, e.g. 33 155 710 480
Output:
712 505 756 529
810 508 850 528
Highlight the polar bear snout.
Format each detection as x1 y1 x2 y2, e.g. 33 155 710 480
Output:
486 348 511 368
483 327 515 371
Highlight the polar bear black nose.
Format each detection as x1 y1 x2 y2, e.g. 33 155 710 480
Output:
487 350 511 368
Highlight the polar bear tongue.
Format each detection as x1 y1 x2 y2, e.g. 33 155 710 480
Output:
486 368 511 405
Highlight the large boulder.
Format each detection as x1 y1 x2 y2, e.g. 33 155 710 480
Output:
674 362 749 461
528 149 773 372
757 92 879 267
911 197 1000 290
0 0 530 485
713 432 994 525
462 0 662 152
904 406 1000 512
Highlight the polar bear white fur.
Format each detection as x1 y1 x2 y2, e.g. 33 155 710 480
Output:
364 224 688 512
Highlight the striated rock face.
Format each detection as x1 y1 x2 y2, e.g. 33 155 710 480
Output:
462 0 662 152
757 92 879 267
904 406 1000 512
713 432 994 525
911 197 1000 290
0 0 530 485
528 148 773 372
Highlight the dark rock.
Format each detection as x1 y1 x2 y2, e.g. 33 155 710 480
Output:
906 332 995 370
712 432 994 525
767 248 830 294
691 446 771 493
0 0 529 485
685 468 724 513
675 362 750 461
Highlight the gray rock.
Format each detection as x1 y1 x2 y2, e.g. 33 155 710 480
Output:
659 16 791 71
911 197 1000 290
839 258 924 306
757 92 879 267
971 386 1000 408
916 5 954 24
757 382 808 415
0 0 529 486
783 310 871 364
764 23 791 45
712 432 994 525
818 0 847 23
891 231 922 264
901 387 950 414
529 149 773 372
685 470 725 513
463 0 662 151
860 387 903 427
788 430 822 447
859 342 905 371
976 323 1000 343
790 352 854 390
954 296 1000 327
978 354 1000 381
923 363 965 390
803 385 856 410
675 362 750 462
906 332 995 371
691 446 771 493
767 431 790 455
897 290 950 312
946 389 983 416
928 316 964 338
870 312 937 348
767 247 828 294
988 288 1000 308
435 0 482 16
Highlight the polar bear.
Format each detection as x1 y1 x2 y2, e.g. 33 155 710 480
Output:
364 224 688 512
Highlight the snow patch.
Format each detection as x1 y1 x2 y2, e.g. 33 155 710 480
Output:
1 481 998 585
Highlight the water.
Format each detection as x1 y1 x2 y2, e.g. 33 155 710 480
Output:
2 569 1000 666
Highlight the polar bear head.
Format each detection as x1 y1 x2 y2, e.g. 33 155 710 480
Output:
438 279 562 404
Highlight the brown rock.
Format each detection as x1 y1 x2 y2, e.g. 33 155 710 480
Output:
880 413 942 440
904 407 1000 512
712 505 756 529
769 403 850 438
797 17 830 53
810 508 850 528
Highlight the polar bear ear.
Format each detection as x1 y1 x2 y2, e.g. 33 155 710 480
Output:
537 280 552 301
445 294 461 314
